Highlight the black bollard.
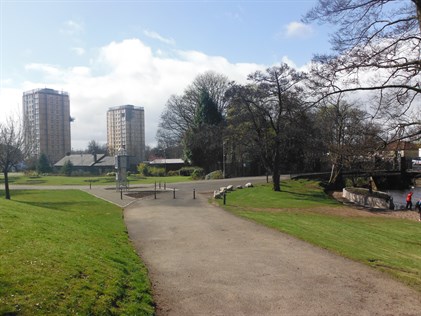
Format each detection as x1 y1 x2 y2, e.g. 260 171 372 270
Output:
164 182 166 190
120 188 123 200
193 188 196 199
223 192 226 205
154 188 156 199
173 188 176 199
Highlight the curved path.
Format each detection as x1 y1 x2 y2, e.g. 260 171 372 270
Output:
123 178 421 315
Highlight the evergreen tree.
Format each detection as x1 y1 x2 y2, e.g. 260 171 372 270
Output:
186 89 224 172
61 160 73 176
37 153 52 174
194 90 223 127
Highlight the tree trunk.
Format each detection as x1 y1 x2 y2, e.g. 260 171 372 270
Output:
272 168 281 191
4 171 11 200
329 163 336 184
328 163 344 187
414 0 421 32
272 149 281 191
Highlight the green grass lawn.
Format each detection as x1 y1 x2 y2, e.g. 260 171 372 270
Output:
219 179 421 293
0 173 191 186
0 190 154 315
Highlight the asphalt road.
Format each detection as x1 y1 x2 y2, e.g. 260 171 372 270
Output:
123 177 421 316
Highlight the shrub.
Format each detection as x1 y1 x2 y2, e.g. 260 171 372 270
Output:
191 168 205 180
344 176 369 188
149 167 166 177
106 172 116 177
167 170 179 176
24 170 39 177
205 170 223 180
137 163 150 177
179 167 198 176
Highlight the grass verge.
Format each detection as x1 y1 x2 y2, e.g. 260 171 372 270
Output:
218 179 421 293
0 173 191 186
0 190 154 315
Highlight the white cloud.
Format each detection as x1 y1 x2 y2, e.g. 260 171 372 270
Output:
25 63 61 76
0 88 23 119
284 21 314 39
280 56 297 69
143 30 176 46
1 38 265 150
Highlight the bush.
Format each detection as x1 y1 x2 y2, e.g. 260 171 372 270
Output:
149 167 166 177
136 163 168 177
137 163 150 177
344 176 369 188
167 170 179 176
25 171 40 178
106 172 116 177
191 168 205 180
205 170 223 180
179 167 196 176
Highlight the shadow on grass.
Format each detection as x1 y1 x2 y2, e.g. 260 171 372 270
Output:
24 179 47 184
0 177 18 184
15 200 100 212
279 189 333 202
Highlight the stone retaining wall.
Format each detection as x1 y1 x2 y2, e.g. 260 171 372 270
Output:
342 188 392 209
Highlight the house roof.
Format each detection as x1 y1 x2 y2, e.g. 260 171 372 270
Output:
384 141 420 151
54 154 108 167
149 158 185 165
94 156 115 167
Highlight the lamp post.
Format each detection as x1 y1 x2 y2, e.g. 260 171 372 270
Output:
164 147 167 175
115 147 128 190
222 140 226 178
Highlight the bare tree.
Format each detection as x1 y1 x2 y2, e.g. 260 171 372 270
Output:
226 64 308 191
315 96 383 185
157 71 231 144
304 0 421 140
158 94 195 143
0 117 31 200
86 140 107 154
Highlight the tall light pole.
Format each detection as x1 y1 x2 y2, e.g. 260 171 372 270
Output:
222 140 226 178
164 147 167 175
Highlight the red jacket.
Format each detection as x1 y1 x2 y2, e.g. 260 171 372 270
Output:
406 192 413 202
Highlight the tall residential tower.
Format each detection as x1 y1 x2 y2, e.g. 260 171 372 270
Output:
107 105 145 167
22 88 71 164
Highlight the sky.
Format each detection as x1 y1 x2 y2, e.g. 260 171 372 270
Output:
0 0 333 150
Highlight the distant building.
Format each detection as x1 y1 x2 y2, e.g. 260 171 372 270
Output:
149 158 186 172
383 141 420 159
22 88 72 164
107 105 145 168
379 141 420 171
54 154 115 174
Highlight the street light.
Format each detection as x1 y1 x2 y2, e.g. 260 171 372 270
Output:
222 140 226 178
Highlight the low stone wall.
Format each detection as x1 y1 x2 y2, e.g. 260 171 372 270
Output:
342 188 392 209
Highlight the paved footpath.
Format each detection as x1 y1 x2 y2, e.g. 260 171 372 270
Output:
122 179 421 316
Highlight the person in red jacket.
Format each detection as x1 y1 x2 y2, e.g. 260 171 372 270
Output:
406 191 413 210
